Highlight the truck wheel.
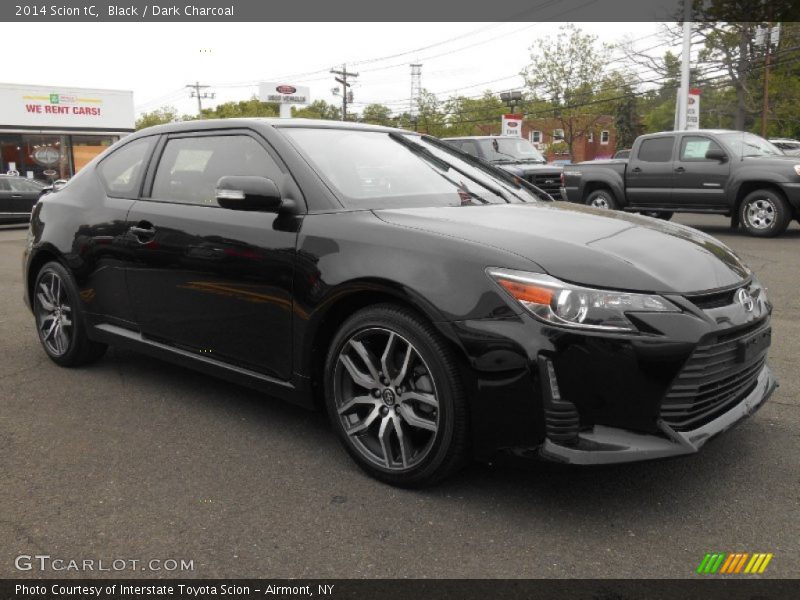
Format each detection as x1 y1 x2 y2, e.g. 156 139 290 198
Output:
585 189 618 210
739 190 791 238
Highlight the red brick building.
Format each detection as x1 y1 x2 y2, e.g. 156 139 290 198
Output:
478 115 618 163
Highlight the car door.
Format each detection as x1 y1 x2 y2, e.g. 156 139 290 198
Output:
625 135 676 207
671 134 730 208
0 178 13 218
7 177 43 213
125 130 301 380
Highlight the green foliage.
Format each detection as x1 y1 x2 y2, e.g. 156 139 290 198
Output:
293 100 342 121
361 104 394 126
443 92 506 136
135 106 187 130
200 97 280 119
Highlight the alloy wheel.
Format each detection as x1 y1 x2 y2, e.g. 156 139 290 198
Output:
333 327 439 471
745 198 776 230
35 271 73 356
590 195 611 209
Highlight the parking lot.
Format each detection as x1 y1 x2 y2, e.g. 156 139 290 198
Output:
1 214 798 579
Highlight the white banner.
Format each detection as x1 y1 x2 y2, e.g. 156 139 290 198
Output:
501 113 523 137
259 82 310 105
686 89 700 130
0 83 134 130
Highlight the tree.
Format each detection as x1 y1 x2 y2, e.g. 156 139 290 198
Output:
611 80 642 150
135 106 186 130
360 103 393 126
293 100 342 121
522 24 614 157
443 92 506 137
201 97 280 119
414 90 447 136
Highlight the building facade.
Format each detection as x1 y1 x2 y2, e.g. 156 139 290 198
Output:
0 83 134 182
521 115 618 163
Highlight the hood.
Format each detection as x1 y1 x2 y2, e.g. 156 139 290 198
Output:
374 203 749 294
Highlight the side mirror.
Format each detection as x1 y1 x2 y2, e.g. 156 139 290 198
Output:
705 148 728 162
215 176 282 212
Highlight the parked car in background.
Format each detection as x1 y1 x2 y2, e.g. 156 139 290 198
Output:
769 138 800 156
24 119 776 486
443 135 564 199
613 149 631 159
0 175 46 223
563 129 800 237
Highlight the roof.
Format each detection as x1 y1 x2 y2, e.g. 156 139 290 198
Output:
133 117 411 137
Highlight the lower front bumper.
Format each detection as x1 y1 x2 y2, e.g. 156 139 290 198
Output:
536 364 777 465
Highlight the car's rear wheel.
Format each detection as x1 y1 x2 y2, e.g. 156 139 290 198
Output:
324 305 468 487
585 189 618 210
740 189 791 237
33 261 107 367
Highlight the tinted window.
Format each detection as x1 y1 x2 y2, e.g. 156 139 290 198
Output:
151 135 280 205
680 136 724 161
97 137 154 198
282 128 538 209
0 179 10 191
637 137 674 162
477 138 546 163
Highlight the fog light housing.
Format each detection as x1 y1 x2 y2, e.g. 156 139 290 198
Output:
538 356 580 445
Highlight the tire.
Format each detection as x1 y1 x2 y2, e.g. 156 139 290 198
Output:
323 304 468 487
585 189 618 210
32 261 107 367
640 211 673 221
739 189 791 238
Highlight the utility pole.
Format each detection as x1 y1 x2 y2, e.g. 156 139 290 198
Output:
187 81 215 116
760 19 778 137
409 63 423 126
331 64 358 121
676 1 692 130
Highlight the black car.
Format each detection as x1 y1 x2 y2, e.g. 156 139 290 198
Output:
23 119 776 486
0 175 46 223
442 135 564 199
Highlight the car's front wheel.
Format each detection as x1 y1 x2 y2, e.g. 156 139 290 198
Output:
585 189 618 210
324 305 468 487
33 261 107 367
739 189 791 237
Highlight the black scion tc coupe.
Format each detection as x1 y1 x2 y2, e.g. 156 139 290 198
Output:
23 119 777 486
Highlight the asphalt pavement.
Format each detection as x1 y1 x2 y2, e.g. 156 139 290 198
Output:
0 214 798 579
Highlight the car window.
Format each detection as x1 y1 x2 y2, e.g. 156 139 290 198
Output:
281 128 538 209
459 140 480 157
478 138 546 163
7 178 40 192
637 137 675 162
679 136 724 162
151 135 280 206
0 179 10 191
97 137 155 198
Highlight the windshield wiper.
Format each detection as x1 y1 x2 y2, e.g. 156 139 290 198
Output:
388 132 513 203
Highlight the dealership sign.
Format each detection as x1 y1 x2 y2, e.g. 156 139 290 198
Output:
501 113 523 137
686 88 701 130
0 83 135 130
259 82 310 105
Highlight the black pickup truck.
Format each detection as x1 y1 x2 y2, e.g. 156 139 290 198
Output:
563 129 800 237
443 135 564 199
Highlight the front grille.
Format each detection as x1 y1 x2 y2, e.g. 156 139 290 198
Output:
685 287 738 309
528 174 562 198
660 320 769 432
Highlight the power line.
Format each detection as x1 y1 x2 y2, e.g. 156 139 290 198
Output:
186 81 215 115
331 64 359 121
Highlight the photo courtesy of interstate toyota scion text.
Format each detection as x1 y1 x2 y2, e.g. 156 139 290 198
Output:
23 118 777 486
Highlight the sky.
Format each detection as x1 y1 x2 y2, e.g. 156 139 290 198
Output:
2 21 671 118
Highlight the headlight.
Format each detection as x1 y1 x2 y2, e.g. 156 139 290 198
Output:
794 165 800 176
488 268 679 332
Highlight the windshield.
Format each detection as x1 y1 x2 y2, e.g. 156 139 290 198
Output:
478 137 546 163
281 128 542 209
718 132 783 158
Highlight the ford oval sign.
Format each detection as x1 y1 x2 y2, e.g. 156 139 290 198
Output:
276 85 297 94
508 122 518 128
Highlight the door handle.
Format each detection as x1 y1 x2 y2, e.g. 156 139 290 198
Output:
632 167 642 173
129 222 156 242
11 194 22 198
674 166 686 173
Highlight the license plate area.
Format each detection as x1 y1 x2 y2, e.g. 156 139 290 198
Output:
737 327 771 363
